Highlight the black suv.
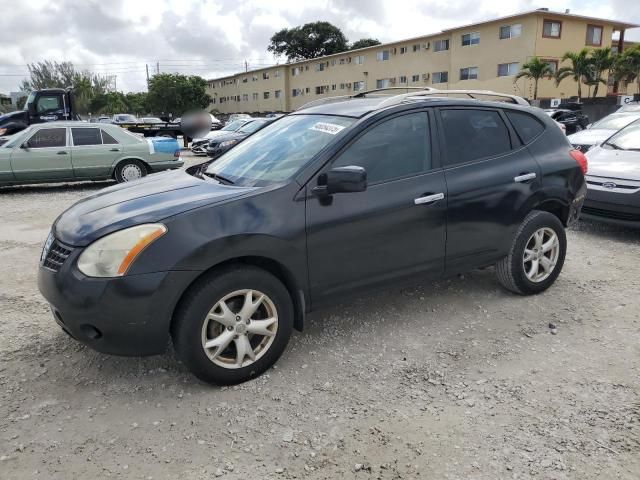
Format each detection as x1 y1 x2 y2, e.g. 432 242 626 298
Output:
38 92 587 385
544 107 590 134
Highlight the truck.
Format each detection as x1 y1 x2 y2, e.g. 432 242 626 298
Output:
0 88 219 147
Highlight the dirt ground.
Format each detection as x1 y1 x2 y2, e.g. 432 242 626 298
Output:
1 159 639 479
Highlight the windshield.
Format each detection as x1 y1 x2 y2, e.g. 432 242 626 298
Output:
115 114 136 122
205 114 354 186
238 120 268 134
592 113 640 131
23 91 36 111
2 127 32 148
221 120 246 131
602 120 640 151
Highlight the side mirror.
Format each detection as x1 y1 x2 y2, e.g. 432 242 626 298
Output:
313 166 367 195
27 102 37 116
20 142 30 150
586 123 592 129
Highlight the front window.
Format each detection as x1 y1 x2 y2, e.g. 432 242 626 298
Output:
222 120 246 131
602 120 640 151
205 115 354 186
25 128 67 148
36 95 62 113
592 114 640 130
3 127 32 148
23 92 36 111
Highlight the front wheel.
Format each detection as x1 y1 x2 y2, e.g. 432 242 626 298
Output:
171 266 294 385
496 211 567 295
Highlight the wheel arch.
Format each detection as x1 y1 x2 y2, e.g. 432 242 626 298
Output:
170 255 306 335
532 198 571 226
111 156 151 178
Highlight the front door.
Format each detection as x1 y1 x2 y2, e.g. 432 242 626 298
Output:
306 111 447 304
436 107 541 272
10 127 73 181
70 127 121 178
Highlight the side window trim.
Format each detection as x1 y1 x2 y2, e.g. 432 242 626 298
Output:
435 107 517 168
24 127 68 149
327 109 434 186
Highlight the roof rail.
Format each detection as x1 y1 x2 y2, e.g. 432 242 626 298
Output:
295 87 528 112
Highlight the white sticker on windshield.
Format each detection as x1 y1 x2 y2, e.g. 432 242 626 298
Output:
310 122 346 135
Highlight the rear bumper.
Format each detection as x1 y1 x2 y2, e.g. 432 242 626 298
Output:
149 159 184 172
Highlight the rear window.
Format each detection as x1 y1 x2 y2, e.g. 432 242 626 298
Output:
506 111 545 144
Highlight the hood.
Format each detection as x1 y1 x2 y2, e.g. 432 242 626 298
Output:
54 170 258 246
193 130 230 143
567 129 615 146
209 131 245 145
586 146 640 182
0 110 28 128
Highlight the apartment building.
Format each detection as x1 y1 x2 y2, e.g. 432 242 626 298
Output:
207 8 638 114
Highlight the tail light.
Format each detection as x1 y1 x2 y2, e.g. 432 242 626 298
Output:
174 150 180 158
569 149 588 175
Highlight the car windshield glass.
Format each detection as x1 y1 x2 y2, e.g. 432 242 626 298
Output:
592 114 640 130
603 120 640 151
23 92 36 111
3 128 32 148
205 114 354 186
238 120 267 134
116 114 136 122
222 120 245 131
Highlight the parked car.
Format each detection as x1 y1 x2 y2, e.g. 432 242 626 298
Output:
581 119 640 227
226 113 251 125
205 118 272 159
617 102 640 113
141 117 164 124
0 122 183 186
112 114 138 124
568 111 640 153
97 116 112 124
190 119 252 155
544 108 589 135
38 93 586 385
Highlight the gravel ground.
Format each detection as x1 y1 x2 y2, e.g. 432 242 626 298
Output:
1 158 639 479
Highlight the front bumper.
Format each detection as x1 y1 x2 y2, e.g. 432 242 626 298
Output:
190 142 208 155
38 245 197 356
582 177 640 227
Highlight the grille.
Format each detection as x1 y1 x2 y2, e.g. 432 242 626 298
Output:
582 206 640 222
43 240 73 272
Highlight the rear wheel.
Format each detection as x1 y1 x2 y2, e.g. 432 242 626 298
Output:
115 159 147 183
496 211 566 295
172 266 293 385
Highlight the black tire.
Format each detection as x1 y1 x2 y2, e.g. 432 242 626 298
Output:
114 159 148 183
496 211 567 295
171 265 294 385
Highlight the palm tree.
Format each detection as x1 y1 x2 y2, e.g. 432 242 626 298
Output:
555 48 592 99
587 48 616 98
514 57 554 100
614 45 640 94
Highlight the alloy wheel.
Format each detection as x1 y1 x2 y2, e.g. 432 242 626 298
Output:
201 289 278 369
523 227 560 283
121 164 143 181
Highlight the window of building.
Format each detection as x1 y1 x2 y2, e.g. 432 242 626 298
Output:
376 50 390 61
331 59 337 66
543 20 562 38
242 77 248 83
26 128 66 148
440 109 512 165
305 65 309 71
292 67 300 76
275 90 281 99
252 93 258 100
263 72 269 80
71 128 102 146
411 74 420 82
434 39 449 52
400 46 408 54
497 62 519 76
331 84 336 91
264 91 270 99
376 78 390 89
461 32 480 46
432 71 449 83
459 67 478 80
412 44 421 52
333 112 430 184
274 70 281 78
541 59 559 74
292 88 302 97
305 87 310 93
315 62 325 72
242 94 249 102
499 24 522 39
354 55 364 65
339 83 346 90
252 75 258 81
586 24 603 46
399 75 407 84
505 111 545 143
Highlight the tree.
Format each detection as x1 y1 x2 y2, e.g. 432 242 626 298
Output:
614 45 640 94
88 92 128 115
124 92 148 115
146 73 211 115
514 57 554 100
586 47 616 98
555 48 592 99
268 21 348 61
350 38 381 50
16 96 27 110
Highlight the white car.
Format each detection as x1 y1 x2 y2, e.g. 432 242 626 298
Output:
190 119 251 155
568 112 640 153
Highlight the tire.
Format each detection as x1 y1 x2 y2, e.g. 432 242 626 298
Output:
496 211 567 295
114 159 147 183
171 266 294 385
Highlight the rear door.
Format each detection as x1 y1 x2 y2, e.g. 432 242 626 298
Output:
70 127 121 178
306 110 447 303
436 107 541 273
10 127 73 181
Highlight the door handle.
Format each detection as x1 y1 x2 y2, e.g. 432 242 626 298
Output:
56 151 67 155
414 192 445 205
514 172 536 183
109 148 120 152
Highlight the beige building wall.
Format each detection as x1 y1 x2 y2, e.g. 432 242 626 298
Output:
207 10 637 114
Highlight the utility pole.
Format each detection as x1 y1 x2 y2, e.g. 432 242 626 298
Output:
245 60 248 72
146 64 149 85
156 61 160 74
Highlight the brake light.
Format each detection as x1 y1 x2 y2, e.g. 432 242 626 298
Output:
569 149 587 175
174 150 180 158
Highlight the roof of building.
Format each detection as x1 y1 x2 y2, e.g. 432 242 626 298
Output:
208 8 639 83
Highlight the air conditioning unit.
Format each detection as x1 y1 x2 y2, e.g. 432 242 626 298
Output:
422 73 430 81
424 42 430 50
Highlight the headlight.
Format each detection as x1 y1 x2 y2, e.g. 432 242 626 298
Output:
0 128 7 136
77 224 167 277
219 139 238 148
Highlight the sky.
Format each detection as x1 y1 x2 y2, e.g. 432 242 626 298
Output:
0 0 639 94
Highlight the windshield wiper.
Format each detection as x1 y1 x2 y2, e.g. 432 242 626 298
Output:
605 142 623 150
203 171 235 185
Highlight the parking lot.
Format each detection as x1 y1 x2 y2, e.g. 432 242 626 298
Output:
1 156 639 479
